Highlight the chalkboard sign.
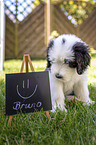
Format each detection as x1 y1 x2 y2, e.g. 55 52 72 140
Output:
6 71 52 115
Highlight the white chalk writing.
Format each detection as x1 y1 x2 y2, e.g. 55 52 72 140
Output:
13 101 42 110
27 79 29 88
17 84 38 99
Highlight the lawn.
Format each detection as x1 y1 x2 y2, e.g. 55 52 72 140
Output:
0 50 96 145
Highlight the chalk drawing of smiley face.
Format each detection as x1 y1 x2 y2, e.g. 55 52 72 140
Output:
17 79 38 99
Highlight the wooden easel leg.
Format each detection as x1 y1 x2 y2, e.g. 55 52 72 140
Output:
25 54 29 72
28 54 34 72
46 111 50 118
8 115 13 126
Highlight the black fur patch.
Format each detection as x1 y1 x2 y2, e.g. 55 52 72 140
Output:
62 38 65 44
69 61 77 68
48 40 54 48
72 42 91 75
46 40 54 69
64 59 77 68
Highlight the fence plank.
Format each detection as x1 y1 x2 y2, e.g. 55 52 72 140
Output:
19 12 44 44
19 19 44 53
54 5 76 34
80 13 96 38
80 9 96 30
19 5 44 35
19 31 44 57
55 15 70 34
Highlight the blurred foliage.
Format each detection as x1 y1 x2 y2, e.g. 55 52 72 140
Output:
32 0 40 9
59 0 96 25
49 30 60 39
38 0 96 26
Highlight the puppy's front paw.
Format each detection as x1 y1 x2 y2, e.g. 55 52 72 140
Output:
61 106 67 112
83 100 95 106
51 106 67 113
64 107 67 112
51 108 56 113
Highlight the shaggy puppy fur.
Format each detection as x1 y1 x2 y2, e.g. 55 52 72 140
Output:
46 34 95 112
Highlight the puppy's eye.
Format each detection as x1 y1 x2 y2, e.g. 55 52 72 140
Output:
64 59 69 64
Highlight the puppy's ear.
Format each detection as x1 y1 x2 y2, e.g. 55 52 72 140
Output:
73 42 91 75
46 39 54 69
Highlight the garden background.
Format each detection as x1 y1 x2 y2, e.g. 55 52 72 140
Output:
0 0 96 144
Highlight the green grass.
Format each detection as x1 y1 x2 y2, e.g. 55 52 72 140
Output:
0 50 96 145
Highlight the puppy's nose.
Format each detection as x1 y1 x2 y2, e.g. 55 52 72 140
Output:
55 73 63 79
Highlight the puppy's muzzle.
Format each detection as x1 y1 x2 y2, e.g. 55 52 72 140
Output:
55 73 63 79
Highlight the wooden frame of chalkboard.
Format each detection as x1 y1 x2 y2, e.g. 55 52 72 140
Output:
7 54 51 125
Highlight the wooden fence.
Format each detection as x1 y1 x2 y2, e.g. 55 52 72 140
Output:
5 3 46 59
5 1 96 59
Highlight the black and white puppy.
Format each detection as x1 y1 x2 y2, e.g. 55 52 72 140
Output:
46 34 95 112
